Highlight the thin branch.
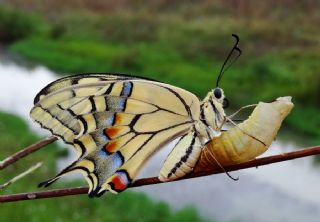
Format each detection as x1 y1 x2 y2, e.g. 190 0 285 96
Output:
0 136 57 170
0 145 319 203
0 162 43 190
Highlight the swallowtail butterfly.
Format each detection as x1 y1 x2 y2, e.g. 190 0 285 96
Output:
31 35 241 197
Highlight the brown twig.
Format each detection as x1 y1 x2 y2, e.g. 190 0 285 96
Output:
0 145 319 203
0 136 57 170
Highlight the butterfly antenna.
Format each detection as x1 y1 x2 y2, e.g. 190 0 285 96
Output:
216 34 242 87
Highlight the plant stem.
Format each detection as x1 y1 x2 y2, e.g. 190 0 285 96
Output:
0 136 57 170
1 145 319 203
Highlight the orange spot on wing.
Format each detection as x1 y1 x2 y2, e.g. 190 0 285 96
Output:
115 114 122 125
105 127 120 139
105 141 118 153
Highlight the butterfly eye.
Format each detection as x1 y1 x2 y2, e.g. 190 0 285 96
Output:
213 88 222 99
223 98 229 108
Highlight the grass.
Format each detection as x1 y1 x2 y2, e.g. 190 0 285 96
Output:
0 111 211 222
0 7 49 43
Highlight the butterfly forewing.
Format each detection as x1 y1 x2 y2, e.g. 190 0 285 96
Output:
31 74 200 195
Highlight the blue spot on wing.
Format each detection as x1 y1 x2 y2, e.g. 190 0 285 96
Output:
117 170 130 183
111 152 124 170
99 148 110 157
106 113 115 126
121 82 133 97
100 132 109 142
118 98 126 111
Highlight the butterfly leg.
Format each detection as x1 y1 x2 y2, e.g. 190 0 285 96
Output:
227 104 257 119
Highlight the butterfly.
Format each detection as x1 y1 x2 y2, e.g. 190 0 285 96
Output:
30 34 241 197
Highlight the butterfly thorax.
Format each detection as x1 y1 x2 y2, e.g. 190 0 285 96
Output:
196 90 226 144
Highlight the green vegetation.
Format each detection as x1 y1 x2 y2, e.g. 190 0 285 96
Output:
0 112 210 222
0 7 49 43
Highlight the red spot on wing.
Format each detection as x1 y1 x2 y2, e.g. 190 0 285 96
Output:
111 175 127 191
105 127 120 139
105 141 118 153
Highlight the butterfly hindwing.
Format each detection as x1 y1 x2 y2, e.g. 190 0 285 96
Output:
31 73 200 195
159 131 202 181
101 123 192 194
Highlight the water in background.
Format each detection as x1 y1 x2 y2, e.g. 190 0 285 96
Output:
0 51 56 125
1 55 319 222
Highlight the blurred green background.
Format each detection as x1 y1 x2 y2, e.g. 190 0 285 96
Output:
0 1 319 221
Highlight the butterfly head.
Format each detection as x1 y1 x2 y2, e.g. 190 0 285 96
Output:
212 87 229 108
200 89 227 134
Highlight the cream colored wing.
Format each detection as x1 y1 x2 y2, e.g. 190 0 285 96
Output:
31 73 200 196
159 131 202 182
